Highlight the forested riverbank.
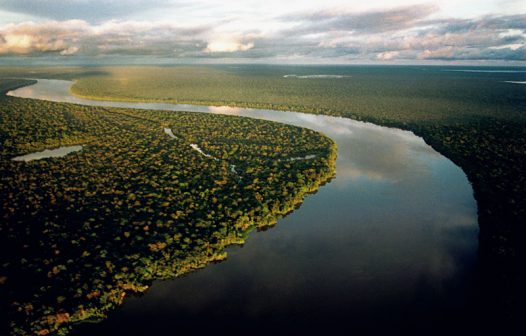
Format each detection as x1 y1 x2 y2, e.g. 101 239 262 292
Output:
0 79 336 335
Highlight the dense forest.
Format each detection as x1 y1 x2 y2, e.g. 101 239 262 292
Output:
1 63 525 328
0 79 336 335
61 64 526 319
65 65 526 263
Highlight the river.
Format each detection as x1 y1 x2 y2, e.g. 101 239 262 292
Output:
9 80 479 335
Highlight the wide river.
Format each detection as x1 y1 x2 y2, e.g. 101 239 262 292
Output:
10 80 479 335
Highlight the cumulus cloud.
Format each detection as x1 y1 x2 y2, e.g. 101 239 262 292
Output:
0 19 213 57
0 20 88 55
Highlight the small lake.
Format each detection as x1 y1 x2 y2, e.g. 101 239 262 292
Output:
9 80 479 335
12 145 83 162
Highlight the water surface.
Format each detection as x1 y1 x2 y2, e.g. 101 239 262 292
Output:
11 145 83 162
9 80 479 335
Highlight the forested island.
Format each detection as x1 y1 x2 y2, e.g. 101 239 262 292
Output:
0 78 336 335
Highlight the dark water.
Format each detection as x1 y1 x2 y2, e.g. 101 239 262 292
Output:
10 79 479 335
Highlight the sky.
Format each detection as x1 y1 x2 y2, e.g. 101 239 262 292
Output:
0 0 525 65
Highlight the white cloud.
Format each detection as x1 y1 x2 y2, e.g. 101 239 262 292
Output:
205 40 254 53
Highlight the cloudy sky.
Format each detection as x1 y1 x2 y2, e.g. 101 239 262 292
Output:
0 0 525 64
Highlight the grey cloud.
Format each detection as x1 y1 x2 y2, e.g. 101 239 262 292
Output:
0 0 189 23
417 46 526 61
500 34 526 44
428 14 526 34
259 11 526 62
281 4 438 35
